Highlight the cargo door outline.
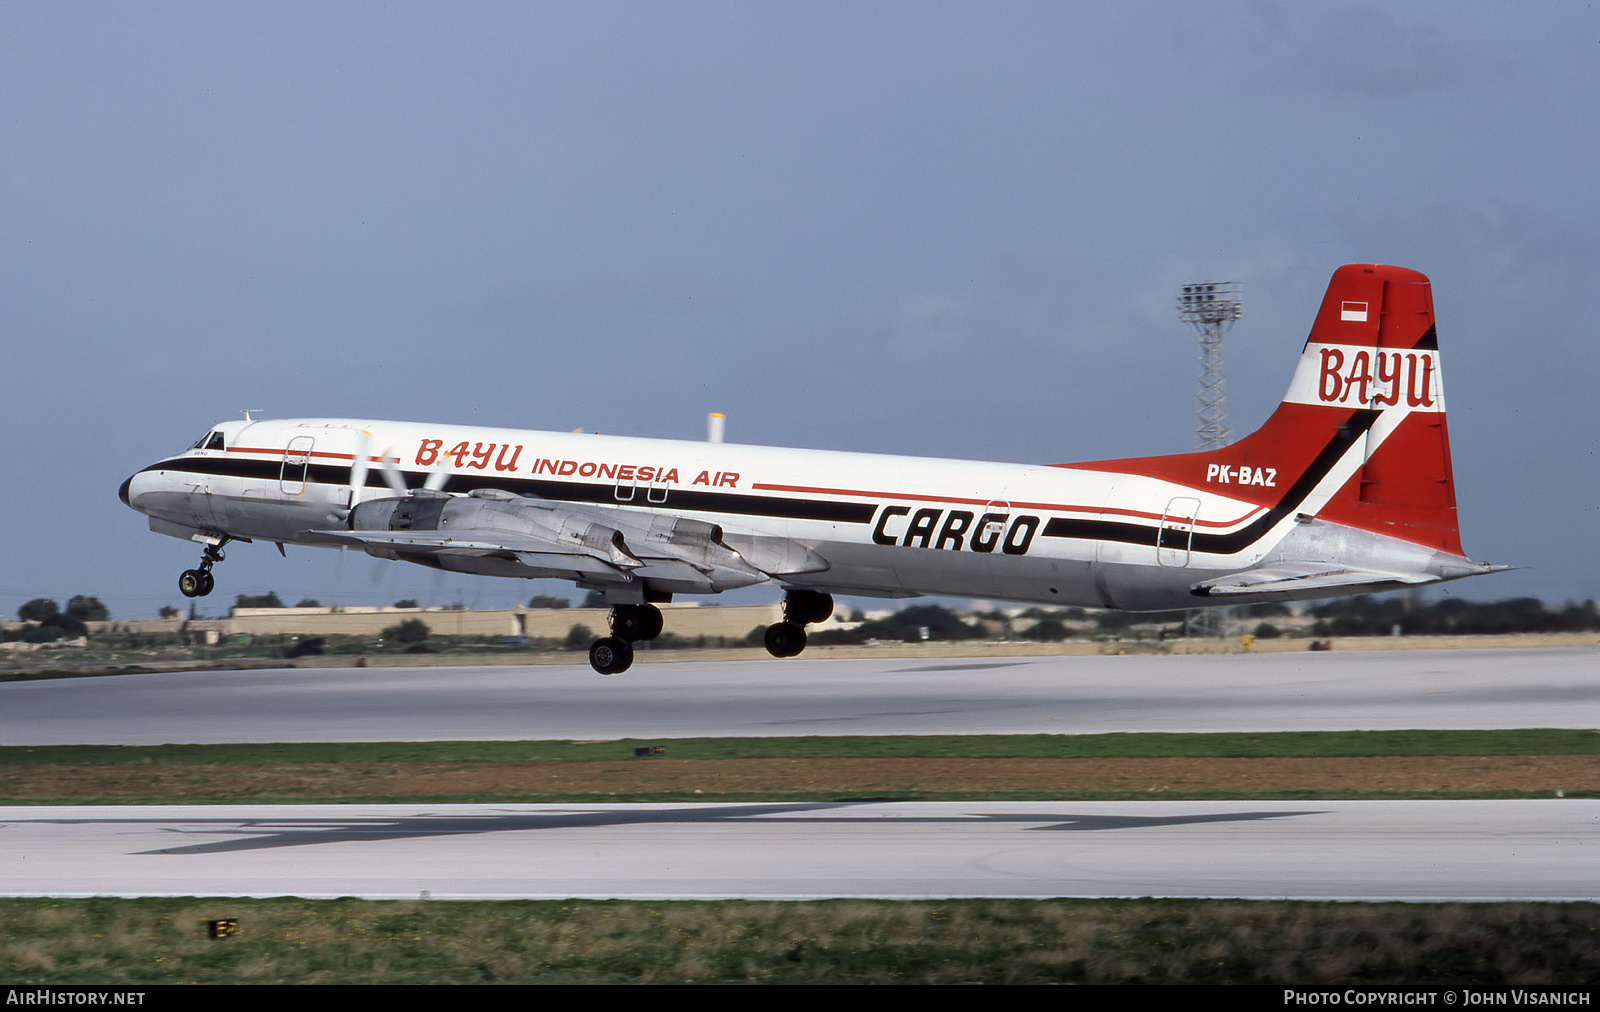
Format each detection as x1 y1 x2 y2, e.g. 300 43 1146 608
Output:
280 437 315 496
972 499 1012 554
1156 496 1200 567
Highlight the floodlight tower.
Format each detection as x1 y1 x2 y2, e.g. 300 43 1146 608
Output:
1177 282 1242 450
1177 281 1242 640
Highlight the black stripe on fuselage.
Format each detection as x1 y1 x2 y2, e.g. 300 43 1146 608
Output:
1040 408 1379 553
137 457 877 524
141 409 1375 544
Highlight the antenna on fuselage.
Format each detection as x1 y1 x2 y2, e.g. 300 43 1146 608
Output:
707 412 725 443
240 409 263 422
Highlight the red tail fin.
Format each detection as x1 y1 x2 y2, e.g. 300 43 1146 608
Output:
1065 264 1462 555
1295 264 1458 553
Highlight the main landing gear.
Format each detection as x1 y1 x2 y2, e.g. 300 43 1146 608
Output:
177 539 229 598
585 593 832 673
588 603 664 675
763 590 833 659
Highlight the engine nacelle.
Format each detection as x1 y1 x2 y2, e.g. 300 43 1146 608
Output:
349 492 450 532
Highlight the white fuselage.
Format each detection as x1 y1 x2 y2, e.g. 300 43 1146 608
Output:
122 415 1453 610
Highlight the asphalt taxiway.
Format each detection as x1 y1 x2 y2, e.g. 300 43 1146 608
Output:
1 799 1593 901
1 647 1595 745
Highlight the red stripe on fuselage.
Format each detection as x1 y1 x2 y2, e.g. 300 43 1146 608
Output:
223 446 400 464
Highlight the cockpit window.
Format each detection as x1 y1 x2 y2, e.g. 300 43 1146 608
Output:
190 431 225 451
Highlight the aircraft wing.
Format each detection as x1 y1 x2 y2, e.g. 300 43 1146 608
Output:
300 527 636 580
1190 562 1436 597
300 491 827 593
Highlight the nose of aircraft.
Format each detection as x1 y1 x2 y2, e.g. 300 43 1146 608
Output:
118 474 134 507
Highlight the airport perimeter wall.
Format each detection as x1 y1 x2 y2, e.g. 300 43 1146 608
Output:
61 604 787 640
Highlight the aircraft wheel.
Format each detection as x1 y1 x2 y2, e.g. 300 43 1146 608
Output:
638 605 663 641
589 636 634 675
179 570 204 598
610 604 663 642
764 621 807 658
784 590 834 626
198 571 215 596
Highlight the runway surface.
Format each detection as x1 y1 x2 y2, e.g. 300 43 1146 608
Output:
2 799 1593 901
1 647 1595 745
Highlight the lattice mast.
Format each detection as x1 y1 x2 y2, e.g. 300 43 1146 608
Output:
1177 282 1242 450
1177 282 1242 640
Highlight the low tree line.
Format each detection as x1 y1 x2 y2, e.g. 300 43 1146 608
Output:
1307 595 1600 637
3 596 109 643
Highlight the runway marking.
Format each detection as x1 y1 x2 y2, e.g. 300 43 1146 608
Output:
17 803 1330 855
892 662 1035 672
5 801 1595 901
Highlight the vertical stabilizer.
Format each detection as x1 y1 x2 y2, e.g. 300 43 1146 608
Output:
1063 264 1463 556
1282 264 1458 554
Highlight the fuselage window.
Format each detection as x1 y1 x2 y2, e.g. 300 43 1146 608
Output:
204 432 225 450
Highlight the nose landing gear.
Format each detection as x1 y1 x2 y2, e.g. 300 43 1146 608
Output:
178 539 229 598
588 603 664 675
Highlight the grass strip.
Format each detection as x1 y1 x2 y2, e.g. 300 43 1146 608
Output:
3 896 1597 985
3 729 1597 766
10 790 1593 807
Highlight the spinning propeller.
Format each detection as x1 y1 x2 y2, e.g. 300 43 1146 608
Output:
341 430 450 516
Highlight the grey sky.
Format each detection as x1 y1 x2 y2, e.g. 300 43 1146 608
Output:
3 2 1595 619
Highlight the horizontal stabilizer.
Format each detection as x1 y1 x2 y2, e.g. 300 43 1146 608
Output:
1191 562 1436 597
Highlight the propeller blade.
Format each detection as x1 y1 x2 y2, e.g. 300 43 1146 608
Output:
376 446 409 495
356 432 447 497
350 430 374 494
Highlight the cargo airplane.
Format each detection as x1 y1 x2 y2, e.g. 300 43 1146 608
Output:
121 264 1507 673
